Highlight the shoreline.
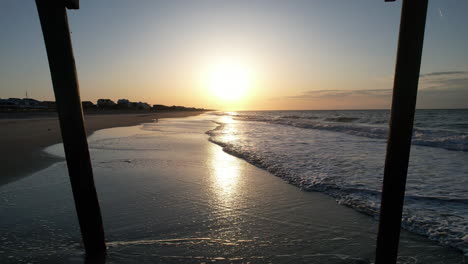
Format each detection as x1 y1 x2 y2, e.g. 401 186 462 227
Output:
0 111 207 186
0 115 463 263
207 113 468 255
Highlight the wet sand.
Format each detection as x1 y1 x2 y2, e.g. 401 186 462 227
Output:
0 115 464 263
0 111 205 186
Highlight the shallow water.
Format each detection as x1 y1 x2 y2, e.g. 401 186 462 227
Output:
0 116 465 263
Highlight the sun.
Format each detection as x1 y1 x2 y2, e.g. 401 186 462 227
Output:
205 61 252 101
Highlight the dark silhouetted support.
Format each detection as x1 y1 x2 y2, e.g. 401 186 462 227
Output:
376 1 428 264
65 0 79 9
35 0 106 257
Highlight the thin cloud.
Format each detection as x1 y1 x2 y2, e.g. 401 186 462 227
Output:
275 69 468 109
282 89 392 100
419 71 468 78
420 71 468 90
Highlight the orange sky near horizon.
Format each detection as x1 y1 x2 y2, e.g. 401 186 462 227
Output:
1 1 467 110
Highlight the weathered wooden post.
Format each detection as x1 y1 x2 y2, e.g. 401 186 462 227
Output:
35 0 106 257
376 1 428 263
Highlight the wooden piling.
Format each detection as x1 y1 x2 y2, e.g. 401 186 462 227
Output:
376 0 428 263
35 0 106 257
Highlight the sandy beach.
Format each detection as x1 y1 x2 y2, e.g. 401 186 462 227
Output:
0 111 206 186
0 115 463 263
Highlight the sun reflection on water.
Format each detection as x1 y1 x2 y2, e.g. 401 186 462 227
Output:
208 144 241 204
219 115 235 124
216 115 240 144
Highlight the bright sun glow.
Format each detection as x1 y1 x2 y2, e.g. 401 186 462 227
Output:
205 60 252 101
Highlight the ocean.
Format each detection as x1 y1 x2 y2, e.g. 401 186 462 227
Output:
207 109 468 254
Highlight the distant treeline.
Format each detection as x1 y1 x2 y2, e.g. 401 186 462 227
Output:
0 98 209 112
152 104 205 111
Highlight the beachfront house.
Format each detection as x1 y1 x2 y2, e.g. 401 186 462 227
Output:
117 99 151 110
0 98 47 111
117 98 130 108
22 98 43 107
81 101 96 110
42 101 56 111
135 102 151 110
97 99 116 109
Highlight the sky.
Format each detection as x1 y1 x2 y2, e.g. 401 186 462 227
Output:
0 0 467 110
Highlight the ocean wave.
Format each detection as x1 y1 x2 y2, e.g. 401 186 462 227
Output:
281 115 302 119
324 117 360 123
229 113 467 152
281 115 320 120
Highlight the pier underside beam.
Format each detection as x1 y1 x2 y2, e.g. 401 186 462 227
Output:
376 0 428 263
35 0 106 258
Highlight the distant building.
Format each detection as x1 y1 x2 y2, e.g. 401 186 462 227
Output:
136 102 151 110
152 104 203 112
117 99 130 105
22 98 42 106
0 98 17 110
152 104 171 111
115 100 150 110
0 97 205 113
5 98 22 105
43 101 57 110
97 99 116 108
82 101 96 110
117 99 130 109
0 98 46 110
0 98 15 106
